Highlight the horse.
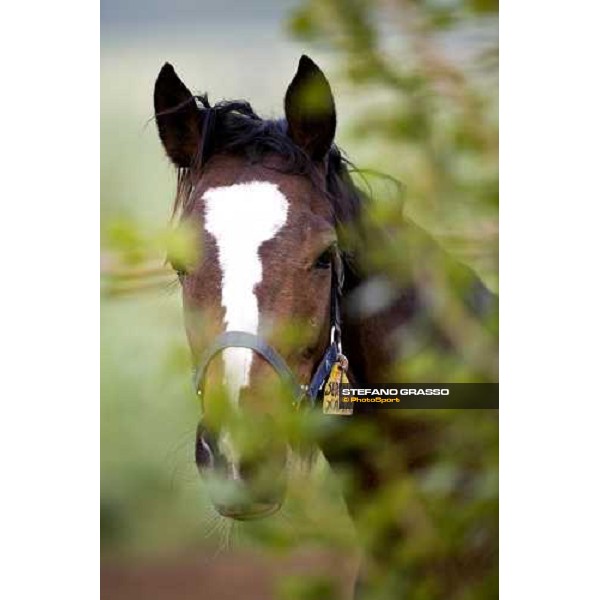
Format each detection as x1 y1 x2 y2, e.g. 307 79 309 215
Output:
154 55 498 597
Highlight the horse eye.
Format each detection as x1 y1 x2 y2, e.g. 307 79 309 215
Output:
313 248 333 270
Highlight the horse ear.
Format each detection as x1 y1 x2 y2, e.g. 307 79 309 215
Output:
154 63 203 168
285 55 336 161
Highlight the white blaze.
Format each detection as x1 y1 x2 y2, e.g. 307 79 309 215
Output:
203 180 289 411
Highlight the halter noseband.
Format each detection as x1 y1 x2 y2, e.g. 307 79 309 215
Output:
193 250 345 407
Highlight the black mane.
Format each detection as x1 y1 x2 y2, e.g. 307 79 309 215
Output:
173 95 365 228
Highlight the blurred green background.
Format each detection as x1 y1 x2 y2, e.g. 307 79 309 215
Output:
101 1 497 598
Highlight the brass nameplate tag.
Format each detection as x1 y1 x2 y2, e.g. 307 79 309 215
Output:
322 362 353 416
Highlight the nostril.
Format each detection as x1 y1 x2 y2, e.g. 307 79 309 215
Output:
195 435 214 469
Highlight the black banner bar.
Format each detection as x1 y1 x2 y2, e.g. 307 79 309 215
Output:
338 383 499 409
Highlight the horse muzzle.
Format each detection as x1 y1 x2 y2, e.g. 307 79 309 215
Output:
195 430 287 520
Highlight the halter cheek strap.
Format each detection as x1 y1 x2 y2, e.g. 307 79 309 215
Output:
304 343 339 402
194 249 345 407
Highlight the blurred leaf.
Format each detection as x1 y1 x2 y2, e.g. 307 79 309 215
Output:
277 574 340 600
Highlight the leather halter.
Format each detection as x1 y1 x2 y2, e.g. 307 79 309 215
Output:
194 250 345 407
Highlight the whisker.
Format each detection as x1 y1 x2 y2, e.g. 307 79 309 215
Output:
203 514 223 540
165 427 199 490
213 519 231 557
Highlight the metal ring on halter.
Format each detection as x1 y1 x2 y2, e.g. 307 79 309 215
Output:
337 353 349 371
330 324 342 354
